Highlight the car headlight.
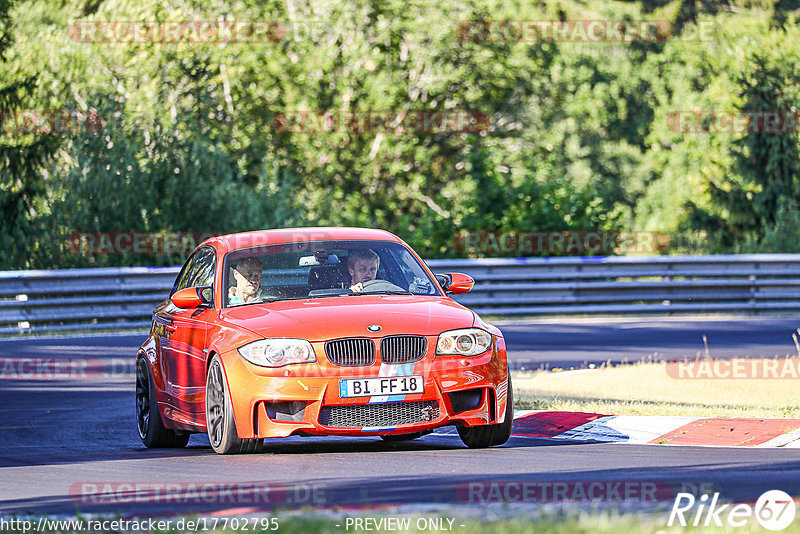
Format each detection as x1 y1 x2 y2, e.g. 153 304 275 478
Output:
436 328 492 356
238 339 316 367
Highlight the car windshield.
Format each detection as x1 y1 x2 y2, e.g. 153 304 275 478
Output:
223 240 441 307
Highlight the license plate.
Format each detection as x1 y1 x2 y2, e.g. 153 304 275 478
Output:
339 375 424 398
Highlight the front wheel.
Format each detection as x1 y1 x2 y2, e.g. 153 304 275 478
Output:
205 356 262 454
136 358 189 448
457 373 514 448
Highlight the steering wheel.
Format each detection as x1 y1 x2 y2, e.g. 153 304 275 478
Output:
359 279 406 293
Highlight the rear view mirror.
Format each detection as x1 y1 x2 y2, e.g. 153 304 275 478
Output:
435 273 474 295
171 286 213 308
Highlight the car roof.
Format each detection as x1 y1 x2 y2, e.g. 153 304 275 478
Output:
203 227 403 254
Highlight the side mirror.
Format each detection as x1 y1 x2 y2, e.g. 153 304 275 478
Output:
171 286 213 309
435 273 474 295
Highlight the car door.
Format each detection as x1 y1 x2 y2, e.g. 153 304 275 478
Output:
156 246 217 425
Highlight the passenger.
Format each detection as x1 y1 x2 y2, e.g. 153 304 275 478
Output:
347 249 380 293
228 256 265 305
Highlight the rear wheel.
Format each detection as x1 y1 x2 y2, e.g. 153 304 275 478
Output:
205 356 262 454
136 358 190 448
457 372 514 448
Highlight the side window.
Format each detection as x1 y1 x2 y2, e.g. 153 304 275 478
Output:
376 251 390 281
188 248 216 289
172 253 198 294
396 248 436 295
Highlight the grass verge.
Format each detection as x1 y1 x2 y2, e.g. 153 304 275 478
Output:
512 358 800 418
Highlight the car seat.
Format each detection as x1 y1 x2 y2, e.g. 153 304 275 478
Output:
308 264 348 291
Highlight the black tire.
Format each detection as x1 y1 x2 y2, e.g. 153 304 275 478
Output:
205 355 262 454
457 372 514 448
136 358 190 448
380 430 428 442
489 372 514 446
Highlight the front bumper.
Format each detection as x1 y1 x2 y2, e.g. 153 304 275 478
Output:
217 336 508 439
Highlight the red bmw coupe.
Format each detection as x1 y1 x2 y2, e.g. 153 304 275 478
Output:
135 228 512 454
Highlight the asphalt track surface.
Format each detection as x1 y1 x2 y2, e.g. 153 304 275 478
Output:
501 316 800 369
1 317 800 517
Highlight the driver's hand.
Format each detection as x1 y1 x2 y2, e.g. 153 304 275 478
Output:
350 282 363 293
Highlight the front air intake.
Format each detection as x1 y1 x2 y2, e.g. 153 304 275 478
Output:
319 400 440 428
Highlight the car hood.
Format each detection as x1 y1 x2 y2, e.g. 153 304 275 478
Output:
218 295 476 341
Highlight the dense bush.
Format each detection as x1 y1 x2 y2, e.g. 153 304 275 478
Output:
0 0 798 268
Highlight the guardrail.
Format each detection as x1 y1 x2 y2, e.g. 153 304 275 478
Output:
2 254 800 334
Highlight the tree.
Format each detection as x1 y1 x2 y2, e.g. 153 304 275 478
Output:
688 55 800 251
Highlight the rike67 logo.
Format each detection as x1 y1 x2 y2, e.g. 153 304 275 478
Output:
668 490 796 530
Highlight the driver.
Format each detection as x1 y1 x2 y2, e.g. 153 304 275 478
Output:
347 249 380 293
228 256 266 305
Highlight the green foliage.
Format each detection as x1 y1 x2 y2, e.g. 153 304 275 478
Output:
743 197 800 253
682 40 800 251
1 0 800 268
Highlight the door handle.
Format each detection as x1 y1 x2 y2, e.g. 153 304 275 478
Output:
165 324 177 333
